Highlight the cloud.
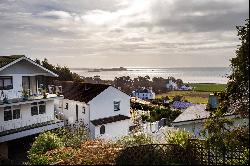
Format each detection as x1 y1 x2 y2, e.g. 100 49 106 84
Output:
0 0 249 67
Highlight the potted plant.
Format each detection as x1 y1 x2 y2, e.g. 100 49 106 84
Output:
42 88 47 99
3 96 9 104
22 90 29 100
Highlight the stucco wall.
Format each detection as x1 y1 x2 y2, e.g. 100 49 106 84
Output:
88 86 131 120
93 119 131 140
62 99 90 127
0 100 55 132
173 116 249 139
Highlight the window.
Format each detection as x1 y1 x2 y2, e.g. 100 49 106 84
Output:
76 104 78 121
100 125 105 134
0 77 13 90
4 106 12 121
31 102 38 116
13 109 20 119
82 107 85 114
38 101 46 114
4 106 21 121
58 101 63 108
114 101 120 111
31 102 46 116
65 103 68 110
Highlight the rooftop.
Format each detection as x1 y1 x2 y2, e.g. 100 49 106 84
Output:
91 114 130 126
60 81 110 103
0 55 25 68
173 104 209 123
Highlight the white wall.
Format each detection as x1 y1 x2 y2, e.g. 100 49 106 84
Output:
0 121 64 143
93 119 131 140
0 59 56 99
172 116 249 139
62 99 90 127
0 99 55 132
89 86 131 120
0 59 52 76
0 74 23 100
134 92 155 100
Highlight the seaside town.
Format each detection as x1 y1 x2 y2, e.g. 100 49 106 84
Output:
0 0 249 165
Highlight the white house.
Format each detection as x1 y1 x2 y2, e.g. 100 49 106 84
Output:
0 55 64 158
59 81 132 140
132 87 155 100
166 80 178 90
172 104 249 139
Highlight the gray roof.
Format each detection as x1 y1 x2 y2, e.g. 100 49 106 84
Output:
0 55 24 68
173 104 209 123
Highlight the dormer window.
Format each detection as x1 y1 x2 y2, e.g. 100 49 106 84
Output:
0 76 13 90
114 101 121 111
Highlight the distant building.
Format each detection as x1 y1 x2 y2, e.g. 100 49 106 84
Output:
179 84 193 91
59 82 133 140
132 87 155 100
166 80 178 90
172 101 194 110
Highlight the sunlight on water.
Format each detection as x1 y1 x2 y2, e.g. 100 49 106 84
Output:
72 67 231 84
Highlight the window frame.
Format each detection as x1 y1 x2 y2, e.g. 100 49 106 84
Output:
31 101 46 116
38 101 46 114
4 106 21 121
65 103 69 110
114 101 121 111
0 76 13 90
31 102 39 116
4 106 12 121
100 125 105 134
82 107 85 114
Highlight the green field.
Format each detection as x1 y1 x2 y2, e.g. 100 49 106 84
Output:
156 83 227 104
156 91 211 104
188 83 227 92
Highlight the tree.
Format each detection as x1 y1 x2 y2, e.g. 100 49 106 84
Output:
203 19 249 150
225 19 249 117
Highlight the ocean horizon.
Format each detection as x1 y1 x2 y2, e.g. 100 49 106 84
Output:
71 67 231 84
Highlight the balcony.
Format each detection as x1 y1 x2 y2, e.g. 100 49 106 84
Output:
0 85 63 107
0 116 64 143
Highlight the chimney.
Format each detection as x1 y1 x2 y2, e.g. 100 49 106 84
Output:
208 93 218 109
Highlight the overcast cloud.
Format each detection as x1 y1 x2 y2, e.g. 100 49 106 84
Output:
0 0 248 67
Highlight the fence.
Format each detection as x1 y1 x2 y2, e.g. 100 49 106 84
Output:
188 139 249 165
115 141 249 165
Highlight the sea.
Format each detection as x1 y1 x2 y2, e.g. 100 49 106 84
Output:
71 67 231 84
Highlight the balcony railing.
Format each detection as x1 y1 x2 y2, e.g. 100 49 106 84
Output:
0 118 63 137
0 85 63 105
0 93 63 106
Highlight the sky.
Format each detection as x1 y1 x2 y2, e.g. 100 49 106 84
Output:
0 0 249 68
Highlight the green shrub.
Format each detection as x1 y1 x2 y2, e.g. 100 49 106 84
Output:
115 132 154 148
27 131 63 165
164 128 192 147
53 126 90 148
28 131 63 155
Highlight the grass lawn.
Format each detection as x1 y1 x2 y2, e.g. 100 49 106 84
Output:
156 83 226 104
188 83 227 92
156 91 212 104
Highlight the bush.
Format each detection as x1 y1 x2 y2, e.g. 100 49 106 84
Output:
28 131 63 155
53 124 90 148
27 131 63 165
115 132 154 148
164 128 192 147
